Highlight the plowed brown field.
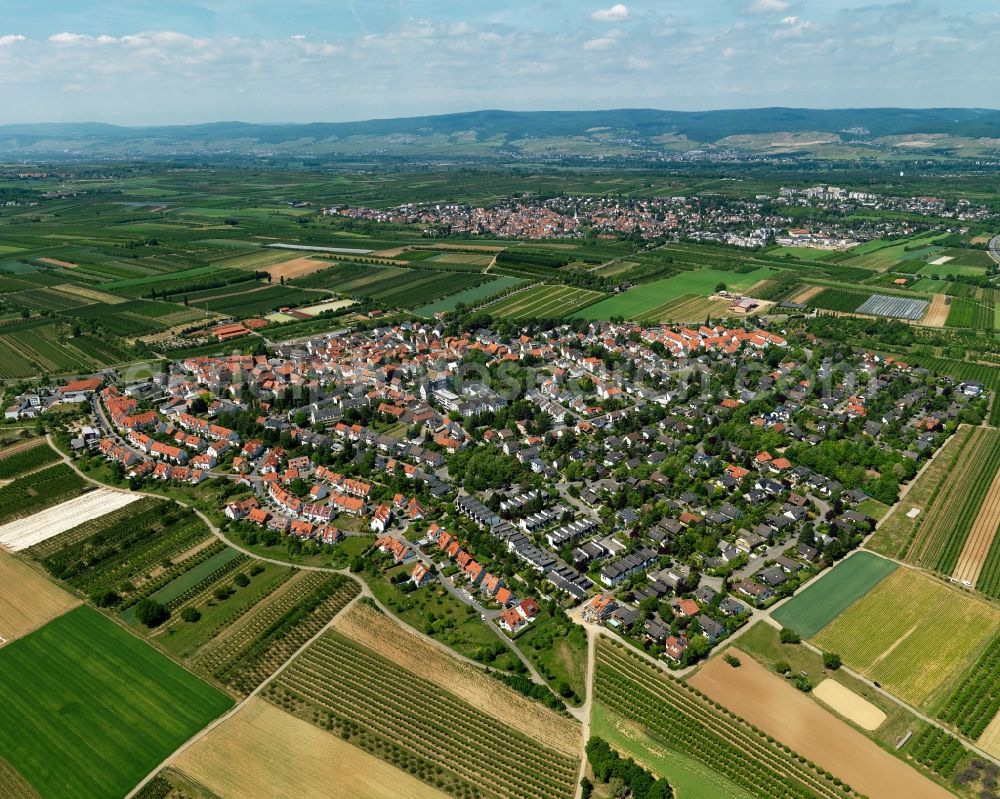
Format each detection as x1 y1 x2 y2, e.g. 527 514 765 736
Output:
688 650 953 799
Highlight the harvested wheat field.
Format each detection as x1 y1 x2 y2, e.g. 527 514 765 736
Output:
52 283 127 304
264 256 333 281
434 252 494 266
0 550 79 644
0 488 140 552
371 246 409 257
333 600 580 756
174 697 448 799
689 651 952 799
36 257 77 268
953 467 1000 586
812 679 886 730
790 285 825 304
975 707 1000 758
921 294 950 327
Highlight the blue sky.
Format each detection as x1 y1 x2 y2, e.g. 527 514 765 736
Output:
0 1 998 125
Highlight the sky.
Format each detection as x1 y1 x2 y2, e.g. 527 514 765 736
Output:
0 0 998 125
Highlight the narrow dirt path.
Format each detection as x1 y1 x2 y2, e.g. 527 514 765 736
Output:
572 626 597 798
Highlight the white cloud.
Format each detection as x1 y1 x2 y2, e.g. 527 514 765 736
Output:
748 0 790 13
96 35 118 45
773 16 815 39
0 34 26 47
583 37 617 50
591 4 630 22
49 32 89 44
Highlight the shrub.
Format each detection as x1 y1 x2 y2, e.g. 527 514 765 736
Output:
723 653 741 668
91 589 120 608
233 572 250 588
249 563 264 576
822 651 841 670
780 628 801 644
181 607 202 623
213 586 234 601
135 598 169 628
775 660 791 674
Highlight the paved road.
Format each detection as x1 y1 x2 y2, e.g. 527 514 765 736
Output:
989 234 1000 267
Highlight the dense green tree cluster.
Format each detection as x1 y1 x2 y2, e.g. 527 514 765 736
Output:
585 737 673 799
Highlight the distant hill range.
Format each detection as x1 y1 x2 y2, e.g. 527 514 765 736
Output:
2 108 999 160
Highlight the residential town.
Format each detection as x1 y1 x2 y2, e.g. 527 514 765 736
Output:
18 316 986 670
329 186 997 249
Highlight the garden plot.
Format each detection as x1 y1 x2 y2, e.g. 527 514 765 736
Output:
0 489 139 551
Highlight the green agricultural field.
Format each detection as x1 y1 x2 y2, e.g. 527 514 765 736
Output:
768 246 837 261
487 284 605 319
917 262 987 278
812 567 1000 707
772 551 898 638
572 267 775 320
413 275 526 316
0 606 232 799
590 703 755 799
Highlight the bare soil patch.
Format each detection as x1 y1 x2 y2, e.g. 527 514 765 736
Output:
0 550 80 645
174 697 448 799
790 285 825 304
36 257 77 268
688 650 953 799
264 257 334 281
333 600 580 756
813 679 886 730
921 293 949 328
371 246 409 258
953 467 1000 586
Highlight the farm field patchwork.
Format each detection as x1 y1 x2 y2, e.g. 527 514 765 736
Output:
936 631 1000 746
594 638 857 799
0 549 80 645
572 267 776 320
921 293 950 327
332 600 580 755
688 651 953 799
0 488 139 552
867 427 973 559
189 572 359 695
0 605 232 799
905 428 999 576
0 464 88 530
953 462 1000 590
414 275 526 316
486 284 605 319
268 629 579 799
151 560 294 659
771 551 898 638
0 441 59 480
812 567 1000 707
173 697 449 799
589 703 755 799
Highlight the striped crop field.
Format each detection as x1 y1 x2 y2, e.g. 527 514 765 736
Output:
486 284 604 319
812 567 1000 708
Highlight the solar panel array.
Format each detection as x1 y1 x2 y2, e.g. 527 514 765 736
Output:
856 294 928 321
